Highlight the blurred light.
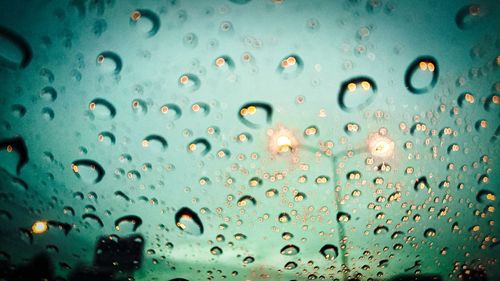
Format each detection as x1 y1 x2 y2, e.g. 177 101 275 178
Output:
367 133 395 159
268 126 298 154
31 220 48 234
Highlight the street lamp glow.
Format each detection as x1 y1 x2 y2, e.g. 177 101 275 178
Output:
367 133 395 159
268 126 298 154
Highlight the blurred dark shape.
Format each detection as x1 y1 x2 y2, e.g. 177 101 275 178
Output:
93 234 144 272
459 268 489 281
388 274 442 281
0 253 54 281
0 234 144 281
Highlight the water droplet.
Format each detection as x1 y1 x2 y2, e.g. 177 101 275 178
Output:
234 233 247 240
243 256 255 264
160 103 182 119
414 176 430 192
0 26 32 69
187 138 211 156
41 107 54 120
374 225 389 235
210 246 223 256
424 228 436 238
0 137 28 175
178 73 200 92
130 9 160 37
183 32 198 48
40 86 57 101
96 51 122 74
238 102 273 128
71 159 105 184
276 54 303 79
404 56 439 94
82 213 104 228
284 261 298 270
142 135 167 151
455 4 483 29
175 207 204 235
280 244 300 256
278 212 291 223
98 131 116 145
237 195 256 207
115 215 142 232
132 99 147 115
476 190 495 203
319 244 339 260
89 98 116 119
338 77 377 112
282 232 294 240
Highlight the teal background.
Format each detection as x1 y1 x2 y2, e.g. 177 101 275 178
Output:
0 0 499 280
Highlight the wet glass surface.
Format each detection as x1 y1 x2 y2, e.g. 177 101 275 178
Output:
0 0 499 280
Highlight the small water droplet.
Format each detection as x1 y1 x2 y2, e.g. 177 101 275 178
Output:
175 207 204 235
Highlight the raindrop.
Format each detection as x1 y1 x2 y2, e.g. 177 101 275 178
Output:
238 102 273 128
243 256 255 264
129 9 160 37
183 32 198 48
97 131 116 145
115 215 142 232
175 207 204 235
210 246 223 256
284 261 298 270
40 86 57 101
338 76 377 112
178 73 200 92
89 98 116 120
214 55 235 71
132 99 147 115
96 51 122 74
82 213 104 228
0 137 29 175
404 56 439 94
237 195 256 207
414 176 430 191
374 225 389 235
41 107 54 121
336 212 351 223
0 26 32 69
276 54 303 79
187 138 211 156
71 159 105 184
476 190 495 203
142 134 167 151
278 212 291 223
160 103 182 119
280 244 300 256
319 244 339 260
455 4 482 29
282 232 294 240
234 233 247 240
424 228 437 238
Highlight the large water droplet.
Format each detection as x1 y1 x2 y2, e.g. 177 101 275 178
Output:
178 73 200 92
115 215 142 232
338 77 377 112
130 9 160 37
284 261 298 270
280 244 300 256
82 213 104 228
71 159 105 184
455 4 483 29
187 138 211 156
0 137 28 175
96 51 122 74
414 176 430 192
142 135 167 151
319 244 338 260
0 26 32 69
160 103 182 120
89 98 116 120
210 246 223 256
175 207 204 235
237 195 256 207
276 54 303 79
238 102 273 128
336 212 351 223
404 56 439 94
